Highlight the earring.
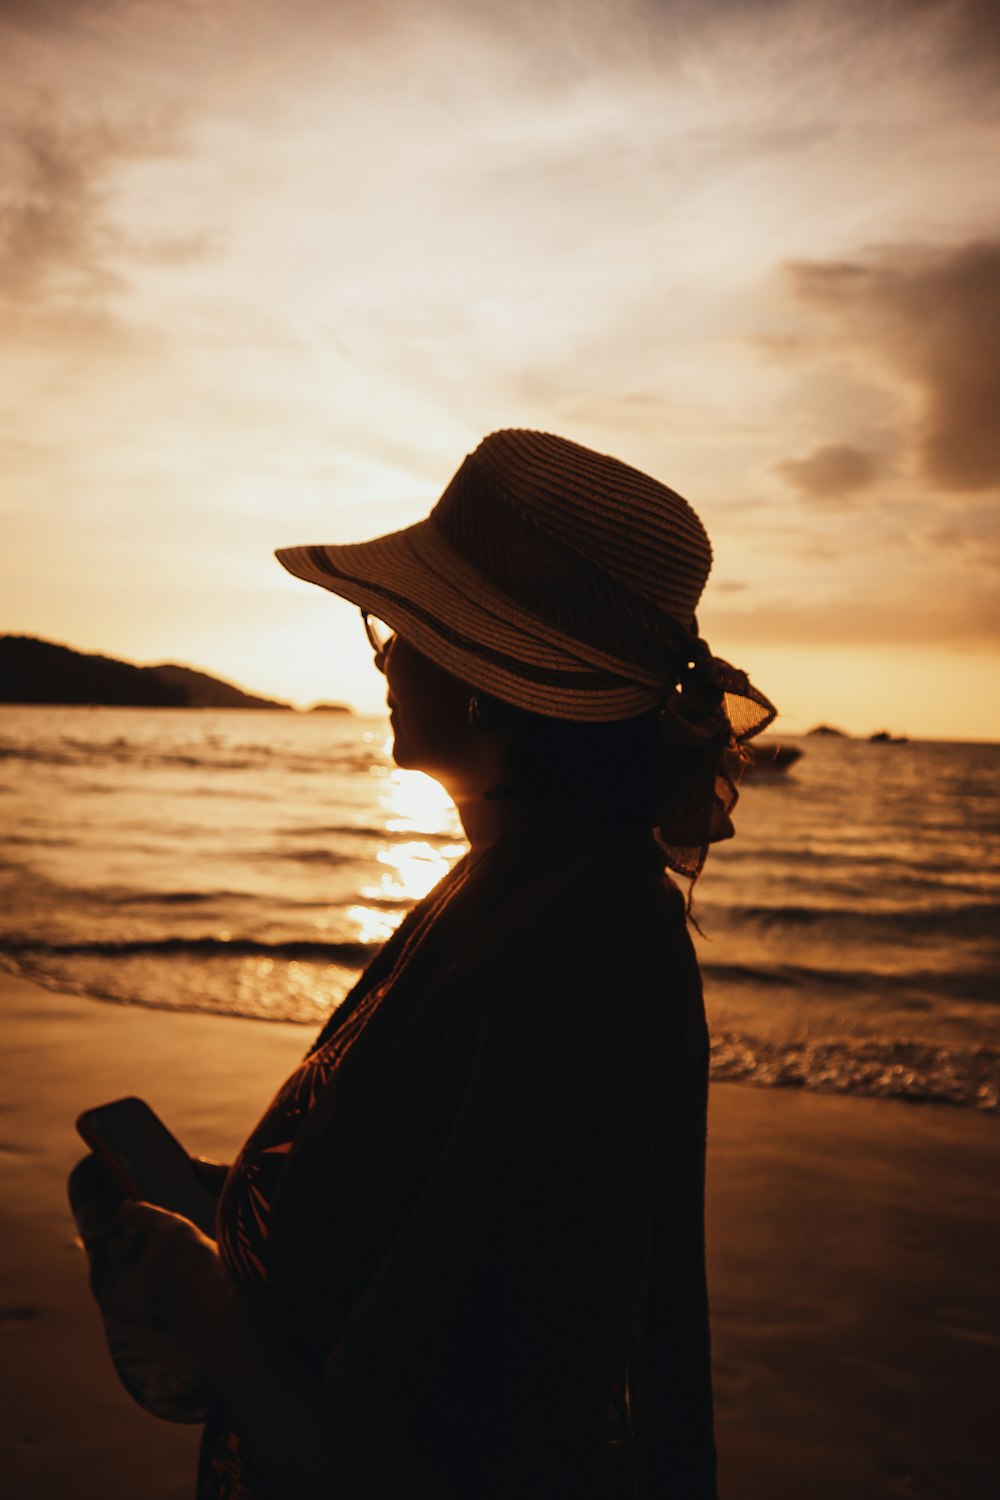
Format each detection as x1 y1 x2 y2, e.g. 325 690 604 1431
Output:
468 692 509 731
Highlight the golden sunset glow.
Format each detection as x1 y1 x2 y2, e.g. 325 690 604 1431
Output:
346 765 465 943
381 766 464 845
2 1 998 738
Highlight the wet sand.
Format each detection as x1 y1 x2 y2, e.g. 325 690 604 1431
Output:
1 969 998 1499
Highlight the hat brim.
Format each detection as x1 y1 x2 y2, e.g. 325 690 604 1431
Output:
275 522 663 721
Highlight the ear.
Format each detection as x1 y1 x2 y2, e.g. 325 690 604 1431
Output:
467 693 511 732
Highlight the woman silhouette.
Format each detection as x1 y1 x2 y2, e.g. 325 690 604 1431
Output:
94 430 774 1498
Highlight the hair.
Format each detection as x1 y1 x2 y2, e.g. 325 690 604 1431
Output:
481 699 723 1493
488 709 660 818
481 690 737 894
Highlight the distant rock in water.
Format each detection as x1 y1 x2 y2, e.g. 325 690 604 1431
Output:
308 701 352 714
0 636 290 709
808 724 849 737
869 730 909 744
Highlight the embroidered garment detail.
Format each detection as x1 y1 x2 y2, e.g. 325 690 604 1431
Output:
217 976 387 1291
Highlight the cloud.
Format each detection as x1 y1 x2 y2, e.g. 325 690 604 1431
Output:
774 443 879 503
787 239 1000 492
922 521 1000 571
910 0 1000 77
0 0 225 35
704 580 1000 649
0 0 996 731
0 119 116 306
0 106 205 344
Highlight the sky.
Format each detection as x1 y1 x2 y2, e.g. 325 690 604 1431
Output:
2 0 998 738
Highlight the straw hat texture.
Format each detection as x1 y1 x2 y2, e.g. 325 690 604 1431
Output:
276 429 725 722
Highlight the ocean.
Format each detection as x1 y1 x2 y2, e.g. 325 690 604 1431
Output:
2 706 998 1112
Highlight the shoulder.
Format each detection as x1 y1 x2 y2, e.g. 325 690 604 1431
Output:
442 829 703 1038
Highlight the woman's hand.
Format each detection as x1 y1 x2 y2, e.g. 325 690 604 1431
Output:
110 1200 239 1355
191 1158 231 1198
70 1170 341 1491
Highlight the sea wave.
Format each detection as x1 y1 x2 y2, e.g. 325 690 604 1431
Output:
702 958 998 1004
106 890 250 906
0 934 377 966
284 823 461 846
0 744 247 771
713 844 998 879
0 742 379 776
710 1031 999 1113
716 900 1000 940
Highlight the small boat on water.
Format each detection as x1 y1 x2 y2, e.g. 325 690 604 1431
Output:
869 730 909 744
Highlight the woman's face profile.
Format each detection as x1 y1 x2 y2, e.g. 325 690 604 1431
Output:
379 633 477 779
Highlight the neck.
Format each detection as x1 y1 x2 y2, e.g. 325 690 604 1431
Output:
433 728 531 855
454 789 528 855
454 791 646 869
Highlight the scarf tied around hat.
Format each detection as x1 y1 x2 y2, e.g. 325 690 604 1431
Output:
482 622 775 908
651 627 776 889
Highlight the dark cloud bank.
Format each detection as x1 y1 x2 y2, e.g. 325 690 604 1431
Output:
786 239 1000 494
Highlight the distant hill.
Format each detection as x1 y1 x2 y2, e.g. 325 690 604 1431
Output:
0 636 294 709
808 723 849 737
152 662 288 710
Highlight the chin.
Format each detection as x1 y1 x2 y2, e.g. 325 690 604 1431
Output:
389 729 414 769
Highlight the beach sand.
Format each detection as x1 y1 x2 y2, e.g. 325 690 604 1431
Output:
1 970 997 1499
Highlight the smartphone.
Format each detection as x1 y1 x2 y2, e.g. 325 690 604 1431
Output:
76 1096 220 1239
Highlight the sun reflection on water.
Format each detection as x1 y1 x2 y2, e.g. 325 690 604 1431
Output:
345 903 402 946
346 766 466 945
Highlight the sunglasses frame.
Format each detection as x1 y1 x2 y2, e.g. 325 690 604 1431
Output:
361 611 394 654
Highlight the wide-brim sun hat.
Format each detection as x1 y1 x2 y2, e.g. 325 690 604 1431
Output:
276 429 774 739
